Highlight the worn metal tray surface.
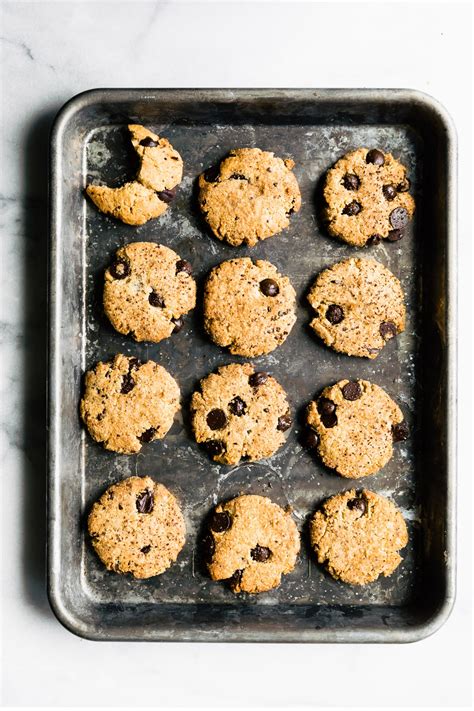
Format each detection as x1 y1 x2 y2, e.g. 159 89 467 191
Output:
49 89 456 642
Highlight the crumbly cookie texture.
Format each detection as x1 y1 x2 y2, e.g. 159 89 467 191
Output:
191 363 292 465
307 257 405 359
88 476 185 579
86 124 183 225
204 257 296 357
310 489 408 585
323 147 415 246
204 494 300 593
198 147 301 247
306 379 405 478
80 354 180 454
104 242 196 343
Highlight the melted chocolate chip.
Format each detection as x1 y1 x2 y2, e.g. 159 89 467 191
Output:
204 166 220 183
229 396 246 416
206 408 227 430
380 321 397 340
277 412 292 432
176 259 192 275
383 184 397 201
387 229 404 242
392 421 409 442
302 427 319 450
397 177 411 192
366 234 382 246
347 496 367 514
121 374 135 394
317 398 337 428
249 372 269 387
366 148 385 166
202 533 215 564
171 317 183 333
251 545 271 562
203 439 225 457
229 569 243 587
149 291 165 307
140 545 151 554
260 278 280 297
157 187 177 204
110 259 130 279
139 136 158 148
139 427 156 443
390 207 409 229
342 200 361 216
326 304 344 324
128 357 142 370
210 511 232 533
342 381 362 401
136 489 154 514
342 173 360 191
229 173 246 180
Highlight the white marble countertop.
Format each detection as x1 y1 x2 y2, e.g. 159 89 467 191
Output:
1 1 472 708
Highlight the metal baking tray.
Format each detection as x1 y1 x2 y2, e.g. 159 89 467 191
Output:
48 89 456 642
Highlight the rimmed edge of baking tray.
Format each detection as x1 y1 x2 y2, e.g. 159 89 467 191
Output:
48 88 457 642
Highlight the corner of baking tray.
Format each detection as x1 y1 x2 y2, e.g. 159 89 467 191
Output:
47 576 105 642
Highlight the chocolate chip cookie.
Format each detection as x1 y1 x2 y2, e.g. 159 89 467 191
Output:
305 379 408 478
310 489 408 585
198 148 301 247
203 495 300 593
86 124 183 225
323 147 415 246
307 257 405 358
204 257 296 357
80 354 180 454
88 476 186 579
191 363 292 465
104 242 196 342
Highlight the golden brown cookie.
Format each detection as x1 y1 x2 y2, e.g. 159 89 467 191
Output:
307 257 405 359
305 379 408 478
191 363 292 465
103 242 196 342
86 124 183 226
80 354 180 454
203 495 300 593
204 257 296 357
88 476 185 579
198 148 301 247
310 489 408 585
323 147 415 246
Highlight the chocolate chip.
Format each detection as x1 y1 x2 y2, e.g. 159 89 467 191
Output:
287 206 295 216
366 148 385 166
206 409 227 430
229 569 243 587
251 545 271 562
260 278 279 297
342 173 360 191
140 545 151 554
128 357 142 370
390 207 409 229
157 187 176 203
380 321 397 340
317 398 337 428
229 396 246 416
277 412 292 432
140 136 158 148
392 421 409 442
397 177 411 192
302 428 319 450
149 291 165 308
136 489 154 514
342 201 361 216
347 496 367 514
139 427 156 443
326 304 344 324
366 234 382 246
342 381 362 401
171 317 183 333
176 259 192 275
210 511 232 533
202 533 215 564
110 259 130 279
229 173 246 180
249 372 268 387
204 166 220 183
383 184 397 201
121 374 135 394
387 229 404 242
203 439 225 457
